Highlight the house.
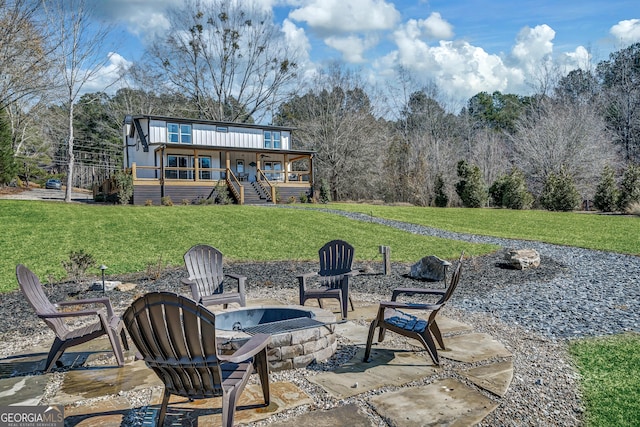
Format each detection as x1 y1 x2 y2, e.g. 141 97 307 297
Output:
122 115 315 205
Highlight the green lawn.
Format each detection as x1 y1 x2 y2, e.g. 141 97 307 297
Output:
328 203 640 255
570 333 640 426
0 200 496 292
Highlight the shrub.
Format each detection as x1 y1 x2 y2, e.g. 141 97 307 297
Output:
626 201 640 216
319 179 331 204
161 196 173 206
61 249 96 283
299 192 308 203
181 198 191 205
540 167 581 211
287 196 296 204
144 199 153 206
113 169 134 205
455 160 487 208
490 168 533 210
617 163 640 212
215 183 232 204
433 174 448 207
594 165 619 212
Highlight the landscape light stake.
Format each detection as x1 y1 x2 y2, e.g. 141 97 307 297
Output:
100 265 108 295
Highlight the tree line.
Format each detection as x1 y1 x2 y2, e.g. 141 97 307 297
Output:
1 0 639 212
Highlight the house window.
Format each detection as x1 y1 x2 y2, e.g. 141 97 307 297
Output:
198 156 212 180
167 123 191 143
264 131 281 149
166 154 193 179
217 126 228 133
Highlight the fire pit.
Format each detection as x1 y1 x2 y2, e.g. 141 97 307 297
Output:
216 305 337 371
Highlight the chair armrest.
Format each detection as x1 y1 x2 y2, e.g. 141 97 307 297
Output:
224 273 246 294
219 333 270 364
379 300 442 311
56 297 115 317
39 309 103 319
391 287 446 302
181 278 202 302
297 272 318 289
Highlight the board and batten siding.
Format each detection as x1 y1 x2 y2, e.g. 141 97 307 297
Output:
147 119 290 150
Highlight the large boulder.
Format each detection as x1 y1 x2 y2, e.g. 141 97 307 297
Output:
409 255 451 281
505 249 540 270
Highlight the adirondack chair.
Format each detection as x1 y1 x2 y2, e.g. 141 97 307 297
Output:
123 292 270 427
182 244 246 308
298 240 357 319
363 252 464 366
16 264 127 372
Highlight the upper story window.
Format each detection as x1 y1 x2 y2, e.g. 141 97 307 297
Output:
168 123 192 143
216 126 228 133
264 131 281 149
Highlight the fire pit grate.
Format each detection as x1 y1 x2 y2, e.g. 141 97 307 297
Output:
242 317 326 335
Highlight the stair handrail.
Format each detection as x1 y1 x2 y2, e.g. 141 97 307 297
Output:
225 168 244 204
256 168 276 204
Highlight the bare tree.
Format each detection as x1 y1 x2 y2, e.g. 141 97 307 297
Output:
511 98 616 198
147 0 299 123
276 63 383 201
0 0 52 110
43 0 117 202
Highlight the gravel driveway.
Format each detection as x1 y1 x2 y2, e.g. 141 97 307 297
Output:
0 188 93 202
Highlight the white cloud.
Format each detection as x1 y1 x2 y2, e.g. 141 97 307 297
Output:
288 0 400 34
325 35 378 63
610 19 640 45
421 12 454 40
511 24 555 63
282 19 311 59
82 52 132 95
375 19 531 102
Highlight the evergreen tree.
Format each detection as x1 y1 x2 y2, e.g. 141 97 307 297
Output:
455 160 487 208
593 165 619 212
433 174 448 207
0 110 17 185
540 167 581 211
617 163 640 212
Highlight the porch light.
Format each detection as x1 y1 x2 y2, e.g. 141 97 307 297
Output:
99 265 108 294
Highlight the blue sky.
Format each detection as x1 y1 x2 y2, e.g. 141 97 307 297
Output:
86 0 640 104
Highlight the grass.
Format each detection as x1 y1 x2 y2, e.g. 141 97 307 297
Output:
0 200 497 292
569 333 640 426
328 203 640 255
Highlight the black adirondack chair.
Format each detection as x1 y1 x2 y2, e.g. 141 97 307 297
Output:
123 292 270 427
16 264 127 372
298 240 357 319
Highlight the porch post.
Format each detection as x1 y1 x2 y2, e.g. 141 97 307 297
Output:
284 154 289 183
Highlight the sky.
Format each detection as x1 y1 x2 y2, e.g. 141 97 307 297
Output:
85 0 640 107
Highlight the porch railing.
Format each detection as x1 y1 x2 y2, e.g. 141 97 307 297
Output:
225 169 244 204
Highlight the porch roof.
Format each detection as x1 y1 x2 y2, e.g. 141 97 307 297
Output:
153 142 314 157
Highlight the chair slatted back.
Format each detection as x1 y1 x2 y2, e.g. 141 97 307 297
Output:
318 240 354 288
429 252 464 312
16 264 69 337
123 292 224 398
184 245 225 299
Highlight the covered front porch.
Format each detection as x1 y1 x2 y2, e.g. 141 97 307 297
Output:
130 145 314 205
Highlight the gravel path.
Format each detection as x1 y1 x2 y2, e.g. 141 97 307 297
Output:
2 207 638 426
307 207 640 339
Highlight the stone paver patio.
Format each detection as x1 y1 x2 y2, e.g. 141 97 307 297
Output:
0 297 513 426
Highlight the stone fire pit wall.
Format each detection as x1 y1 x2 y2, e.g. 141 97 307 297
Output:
217 305 338 372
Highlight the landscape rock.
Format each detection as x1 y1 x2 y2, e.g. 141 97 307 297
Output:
505 249 541 270
409 255 451 281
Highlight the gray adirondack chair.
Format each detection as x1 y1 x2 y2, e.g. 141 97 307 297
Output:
123 292 270 427
298 240 357 319
16 264 127 372
182 244 246 308
363 252 464 366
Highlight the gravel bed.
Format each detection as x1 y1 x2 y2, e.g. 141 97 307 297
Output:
2 208 638 426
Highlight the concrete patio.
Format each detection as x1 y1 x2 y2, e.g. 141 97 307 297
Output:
0 297 513 426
